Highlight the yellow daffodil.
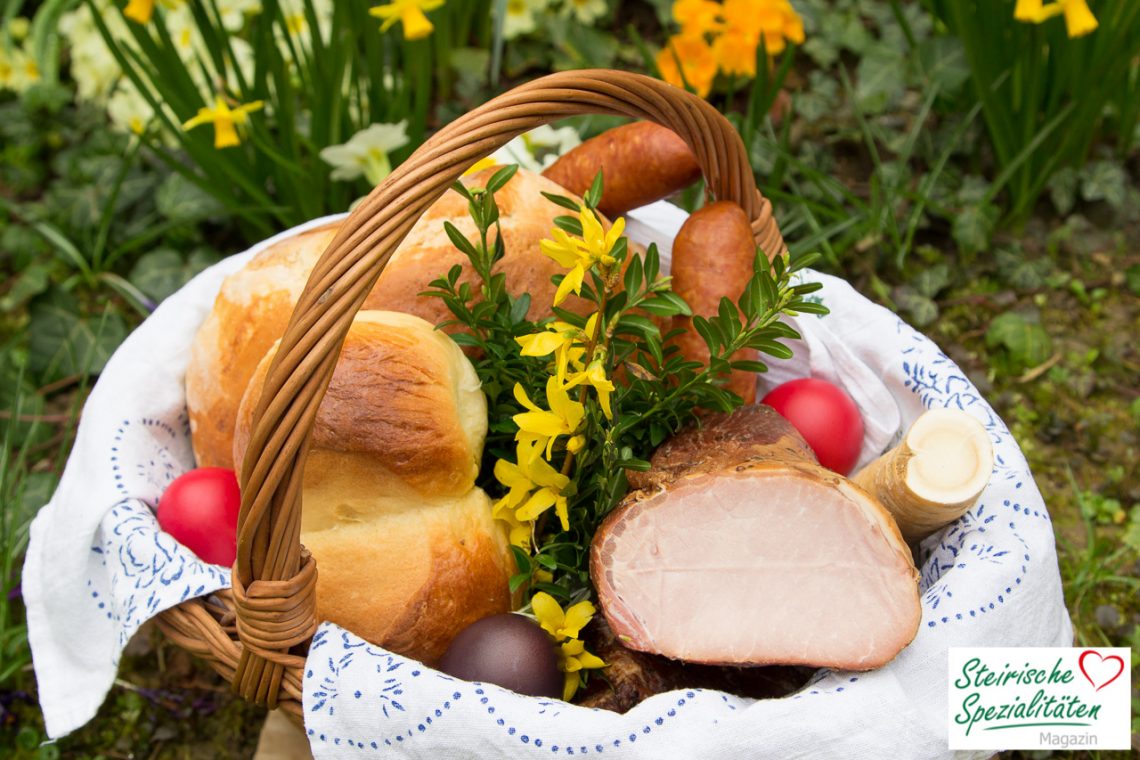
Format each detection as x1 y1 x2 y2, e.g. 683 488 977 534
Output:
656 33 718 96
1014 0 1097 37
1057 0 1098 37
513 379 586 460
540 209 625 306
182 96 264 149
493 440 572 532
531 592 606 700
369 0 445 41
565 359 615 420
673 0 722 36
123 0 182 25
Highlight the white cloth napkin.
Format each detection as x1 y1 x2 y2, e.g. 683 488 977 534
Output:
24 205 1070 758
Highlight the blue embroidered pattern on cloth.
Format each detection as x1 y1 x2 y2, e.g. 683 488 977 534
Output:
303 624 722 753
89 411 231 656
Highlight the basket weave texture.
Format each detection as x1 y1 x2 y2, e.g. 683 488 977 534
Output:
154 69 788 716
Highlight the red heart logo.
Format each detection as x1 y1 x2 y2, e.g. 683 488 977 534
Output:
1078 650 1124 692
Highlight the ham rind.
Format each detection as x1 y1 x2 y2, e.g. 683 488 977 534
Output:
591 460 921 670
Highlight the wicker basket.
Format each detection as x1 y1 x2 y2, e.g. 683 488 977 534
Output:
153 70 789 717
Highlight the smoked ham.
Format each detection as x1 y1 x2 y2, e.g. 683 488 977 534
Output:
591 405 921 671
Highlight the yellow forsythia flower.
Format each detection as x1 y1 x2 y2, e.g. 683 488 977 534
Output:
493 440 572 534
540 208 625 306
513 379 586 460
516 319 589 386
531 592 606 701
463 156 499 176
369 0 445 41
182 96 264 149
564 359 614 420
1014 0 1097 38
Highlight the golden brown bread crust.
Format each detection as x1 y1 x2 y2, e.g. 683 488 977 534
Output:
189 168 591 470
367 166 595 328
542 122 702 217
186 222 340 469
232 311 511 664
233 311 485 497
668 201 761 404
299 488 512 665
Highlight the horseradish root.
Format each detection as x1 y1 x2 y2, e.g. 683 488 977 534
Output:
853 409 993 543
593 405 921 671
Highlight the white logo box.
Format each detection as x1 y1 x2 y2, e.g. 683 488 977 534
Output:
948 647 1132 750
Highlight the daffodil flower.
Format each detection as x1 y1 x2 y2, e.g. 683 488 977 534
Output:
513 379 586 460
319 122 409 185
123 0 182 25
562 0 607 25
530 592 606 700
369 0 445 41
182 96 264 149
493 440 571 532
1014 0 1097 38
540 208 625 305
503 0 548 40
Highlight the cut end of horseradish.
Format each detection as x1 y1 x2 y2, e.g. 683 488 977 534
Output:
903 409 994 508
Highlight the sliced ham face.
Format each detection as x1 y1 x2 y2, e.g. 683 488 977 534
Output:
592 461 921 671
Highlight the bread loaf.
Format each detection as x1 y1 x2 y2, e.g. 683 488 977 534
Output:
188 168 591 470
233 311 513 664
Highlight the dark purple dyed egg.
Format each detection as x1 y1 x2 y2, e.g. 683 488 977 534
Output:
438 613 562 698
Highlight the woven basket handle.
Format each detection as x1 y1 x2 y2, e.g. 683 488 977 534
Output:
230 69 786 706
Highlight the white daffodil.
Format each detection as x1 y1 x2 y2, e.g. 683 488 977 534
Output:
228 37 257 88
0 43 39 93
165 5 203 63
562 0 607 25
503 0 549 40
488 125 582 173
216 0 262 32
107 80 156 136
278 0 334 42
319 122 409 185
60 2 127 103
